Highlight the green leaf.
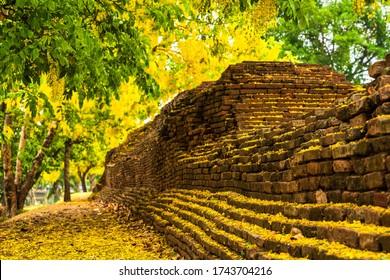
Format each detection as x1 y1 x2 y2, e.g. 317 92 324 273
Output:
31 48 39 60
15 0 27 7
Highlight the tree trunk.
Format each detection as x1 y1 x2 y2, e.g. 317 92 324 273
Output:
64 139 72 202
63 138 82 201
2 114 17 218
50 180 60 203
15 123 27 186
17 121 57 211
78 165 93 192
80 172 87 192
88 173 97 192
0 177 5 206
14 122 27 208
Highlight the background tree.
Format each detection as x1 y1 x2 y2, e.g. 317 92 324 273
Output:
0 0 158 217
271 0 390 84
141 0 290 101
0 0 319 218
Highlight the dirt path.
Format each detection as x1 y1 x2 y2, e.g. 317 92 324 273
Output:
0 194 178 260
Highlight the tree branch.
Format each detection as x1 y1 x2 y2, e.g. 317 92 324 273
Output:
19 121 57 205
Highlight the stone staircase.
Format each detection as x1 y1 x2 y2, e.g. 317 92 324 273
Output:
219 62 351 133
137 188 390 260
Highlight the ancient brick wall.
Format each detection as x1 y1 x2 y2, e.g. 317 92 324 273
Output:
96 57 390 260
101 61 356 197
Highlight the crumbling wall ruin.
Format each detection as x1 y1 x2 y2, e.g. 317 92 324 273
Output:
96 56 390 260
101 62 358 199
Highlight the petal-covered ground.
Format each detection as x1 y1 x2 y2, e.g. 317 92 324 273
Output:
0 193 178 260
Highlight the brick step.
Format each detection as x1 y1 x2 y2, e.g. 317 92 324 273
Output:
174 189 390 227
237 94 341 100
234 107 329 114
142 210 216 260
236 111 308 117
236 116 300 124
178 139 243 165
239 123 282 130
239 96 336 102
229 70 338 77
161 191 390 254
236 111 289 118
145 201 302 260
235 104 331 111
142 204 245 260
236 100 333 106
230 79 350 88
238 118 285 124
236 107 323 120
155 191 390 259
239 127 277 133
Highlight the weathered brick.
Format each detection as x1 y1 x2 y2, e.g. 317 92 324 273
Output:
352 140 373 156
320 161 334 175
363 172 385 190
348 97 374 117
221 172 232 180
320 175 347 190
358 191 375 206
331 227 359 248
368 135 390 153
332 144 355 159
292 165 307 178
378 236 390 252
262 182 272 193
303 149 323 162
321 133 346 147
316 227 330 240
327 190 342 203
378 74 390 87
373 192 390 208
386 174 390 191
324 207 346 221
342 191 359 203
368 60 386 78
373 102 390 117
346 208 365 223
364 209 382 225
366 117 390 137
301 245 315 259
292 192 307 203
283 205 299 218
281 194 292 202
379 85 390 102
333 160 353 173
346 127 365 142
281 170 294 181
353 154 387 175
298 177 319 191
359 234 381 252
321 147 333 159
350 113 368 127
336 105 351 121
307 191 316 203
285 181 299 193
307 162 320 175
365 153 387 173
381 212 390 227
246 173 260 182
386 156 390 171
